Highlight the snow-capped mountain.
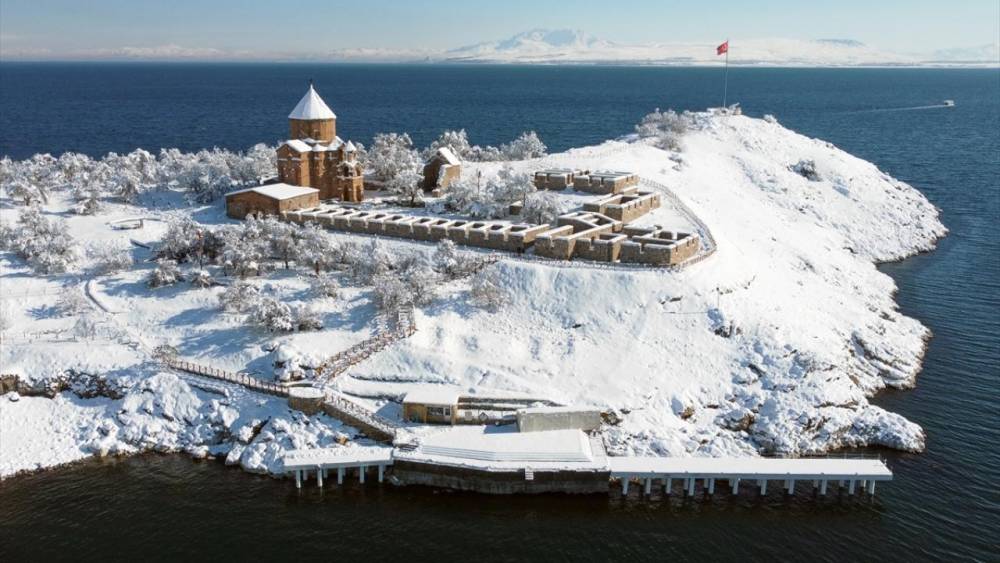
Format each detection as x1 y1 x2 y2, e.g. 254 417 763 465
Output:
440 29 928 66
446 29 615 61
431 29 1000 67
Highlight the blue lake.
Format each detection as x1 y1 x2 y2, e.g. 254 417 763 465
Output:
0 64 997 562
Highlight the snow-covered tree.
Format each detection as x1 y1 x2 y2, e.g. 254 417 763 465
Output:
8 178 43 205
72 187 103 215
190 269 216 288
73 314 100 340
431 239 480 279
368 133 421 182
259 216 300 269
158 217 206 263
91 243 133 275
296 222 340 275
501 131 548 160
347 239 395 284
0 206 80 274
635 108 692 151
248 296 294 332
220 219 269 278
423 129 473 160
386 168 424 207
55 291 90 317
219 280 259 312
470 266 510 311
468 145 503 162
371 273 411 311
292 305 323 331
443 165 534 219
520 191 568 225
148 259 183 288
399 257 440 306
237 143 278 184
313 273 340 298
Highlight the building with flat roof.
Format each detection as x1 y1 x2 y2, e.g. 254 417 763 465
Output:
224 183 320 219
402 388 462 424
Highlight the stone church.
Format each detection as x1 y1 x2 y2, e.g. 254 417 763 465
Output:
276 83 364 202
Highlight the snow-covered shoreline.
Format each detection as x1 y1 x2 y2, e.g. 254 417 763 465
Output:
0 112 946 480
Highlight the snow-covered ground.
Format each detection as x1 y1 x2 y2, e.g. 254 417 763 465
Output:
0 112 944 479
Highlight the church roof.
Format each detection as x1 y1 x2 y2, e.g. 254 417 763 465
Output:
288 84 336 120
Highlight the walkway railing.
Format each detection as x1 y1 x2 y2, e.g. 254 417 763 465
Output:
323 391 400 443
314 304 416 386
166 358 288 397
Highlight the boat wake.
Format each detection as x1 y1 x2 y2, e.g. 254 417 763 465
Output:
845 102 955 114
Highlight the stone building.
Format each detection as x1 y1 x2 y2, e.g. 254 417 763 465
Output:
225 184 319 219
276 83 364 203
422 146 462 193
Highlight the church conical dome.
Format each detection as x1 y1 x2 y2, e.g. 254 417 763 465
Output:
288 84 336 120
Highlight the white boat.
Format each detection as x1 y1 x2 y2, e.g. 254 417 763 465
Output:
943 100 955 107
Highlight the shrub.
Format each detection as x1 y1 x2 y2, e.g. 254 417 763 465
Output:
635 108 692 151
148 259 183 288
470 266 510 311
520 191 569 225
791 159 821 181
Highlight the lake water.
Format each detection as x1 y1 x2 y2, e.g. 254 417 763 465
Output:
0 64 998 562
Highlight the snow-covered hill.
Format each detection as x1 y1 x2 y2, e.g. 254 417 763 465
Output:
0 111 946 478
343 114 946 457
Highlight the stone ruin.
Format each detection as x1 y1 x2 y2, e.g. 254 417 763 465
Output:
280 170 700 267
534 169 640 194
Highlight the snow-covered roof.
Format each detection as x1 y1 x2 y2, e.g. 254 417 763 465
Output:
225 183 319 201
402 387 462 406
282 139 312 153
288 84 336 120
435 146 461 165
344 141 357 153
395 427 603 470
282 447 392 471
517 406 601 415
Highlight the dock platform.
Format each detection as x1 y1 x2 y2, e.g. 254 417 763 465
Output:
608 456 891 496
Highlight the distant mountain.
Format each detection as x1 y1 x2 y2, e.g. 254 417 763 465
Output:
435 29 997 67
927 43 999 63
439 29 918 66
446 29 615 60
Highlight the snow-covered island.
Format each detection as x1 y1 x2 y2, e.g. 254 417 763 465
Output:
0 105 945 484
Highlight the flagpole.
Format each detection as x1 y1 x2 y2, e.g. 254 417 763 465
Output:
722 38 730 108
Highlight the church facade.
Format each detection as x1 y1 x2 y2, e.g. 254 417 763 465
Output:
276 84 364 202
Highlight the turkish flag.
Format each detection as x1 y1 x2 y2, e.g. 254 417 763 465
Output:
717 41 729 55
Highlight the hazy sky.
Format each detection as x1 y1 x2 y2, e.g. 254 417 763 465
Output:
2 0 998 59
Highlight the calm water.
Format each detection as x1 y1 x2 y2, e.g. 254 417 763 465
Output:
1 64 998 562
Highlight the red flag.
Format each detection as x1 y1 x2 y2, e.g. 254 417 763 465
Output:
717 41 729 55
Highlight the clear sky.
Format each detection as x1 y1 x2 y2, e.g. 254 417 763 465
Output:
1 0 998 59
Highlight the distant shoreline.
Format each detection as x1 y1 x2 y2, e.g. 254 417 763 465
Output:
1 59 997 69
